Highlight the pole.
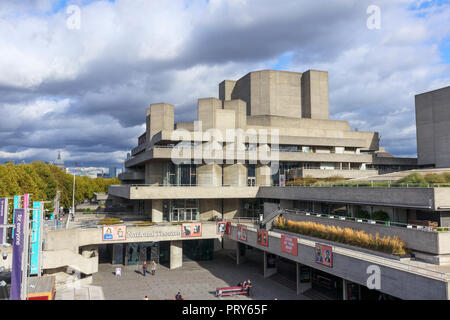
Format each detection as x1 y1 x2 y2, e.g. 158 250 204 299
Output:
72 174 75 217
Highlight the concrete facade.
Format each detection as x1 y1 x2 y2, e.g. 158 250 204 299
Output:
416 86 450 168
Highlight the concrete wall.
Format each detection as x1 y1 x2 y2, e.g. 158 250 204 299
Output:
416 86 450 167
147 103 174 145
301 70 329 120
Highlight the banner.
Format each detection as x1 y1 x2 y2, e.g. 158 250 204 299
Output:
237 224 247 241
0 198 7 244
257 229 269 246
23 193 29 210
12 195 21 238
281 235 298 255
225 222 231 235
10 208 25 300
217 222 226 235
102 225 127 241
315 243 333 267
181 223 202 237
30 202 41 275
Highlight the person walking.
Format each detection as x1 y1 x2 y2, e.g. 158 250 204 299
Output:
143 295 149 300
142 261 148 277
151 260 156 276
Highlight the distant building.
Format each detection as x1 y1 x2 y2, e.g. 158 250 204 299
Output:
109 167 117 178
54 151 65 170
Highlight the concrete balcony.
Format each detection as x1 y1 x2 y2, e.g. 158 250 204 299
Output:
109 184 260 200
290 168 379 179
118 170 145 181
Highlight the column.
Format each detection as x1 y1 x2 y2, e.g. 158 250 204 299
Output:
170 240 183 270
197 163 222 186
151 199 163 223
342 279 348 300
256 164 271 186
296 263 312 294
263 251 277 278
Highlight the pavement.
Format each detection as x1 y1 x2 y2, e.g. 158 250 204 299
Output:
90 250 309 300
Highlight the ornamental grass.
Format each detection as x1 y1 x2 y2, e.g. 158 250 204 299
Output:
274 217 407 255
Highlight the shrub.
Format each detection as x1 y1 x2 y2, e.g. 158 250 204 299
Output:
354 210 370 219
98 218 122 225
423 173 446 184
371 210 390 221
395 173 426 186
273 217 407 255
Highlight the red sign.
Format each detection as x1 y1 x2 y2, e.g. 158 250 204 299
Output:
281 235 298 255
257 229 269 246
237 224 247 241
181 223 202 237
315 243 333 267
225 222 231 235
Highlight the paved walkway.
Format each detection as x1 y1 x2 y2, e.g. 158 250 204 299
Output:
55 285 105 300
91 251 309 300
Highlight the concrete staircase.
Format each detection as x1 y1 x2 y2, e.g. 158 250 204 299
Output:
261 209 283 229
42 249 98 275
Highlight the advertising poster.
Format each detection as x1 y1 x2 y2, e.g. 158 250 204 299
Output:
281 235 298 255
257 229 269 246
315 243 333 267
217 222 226 235
237 224 247 241
12 195 20 238
225 222 231 235
181 222 202 237
102 225 127 241
30 201 41 275
10 208 25 300
0 198 7 244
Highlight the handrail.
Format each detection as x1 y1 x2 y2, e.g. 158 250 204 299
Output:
281 208 449 232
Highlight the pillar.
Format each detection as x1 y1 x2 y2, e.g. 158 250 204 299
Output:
170 240 183 270
223 163 247 186
296 263 312 294
256 164 271 186
197 163 222 186
342 279 348 300
263 251 277 278
151 200 163 223
236 241 246 265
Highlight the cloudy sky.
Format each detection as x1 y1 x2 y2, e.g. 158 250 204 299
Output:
0 0 449 168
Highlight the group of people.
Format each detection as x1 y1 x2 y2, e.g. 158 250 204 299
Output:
142 260 157 276
237 279 253 296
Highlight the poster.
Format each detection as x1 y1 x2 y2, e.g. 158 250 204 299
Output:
257 229 269 246
0 198 7 244
315 243 333 267
181 222 202 237
281 235 298 255
29 201 41 275
10 208 25 300
102 225 127 241
225 222 231 235
279 174 286 187
217 222 226 235
237 224 247 241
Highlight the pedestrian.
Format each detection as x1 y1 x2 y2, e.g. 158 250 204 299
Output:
143 295 149 300
142 261 148 276
151 260 156 275
246 279 252 296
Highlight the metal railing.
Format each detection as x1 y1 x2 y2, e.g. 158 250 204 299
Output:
281 208 450 232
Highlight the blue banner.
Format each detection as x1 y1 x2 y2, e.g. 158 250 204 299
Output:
10 208 25 300
12 195 20 238
30 202 41 275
